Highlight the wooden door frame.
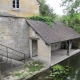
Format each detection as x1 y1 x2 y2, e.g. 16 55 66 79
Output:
29 38 38 59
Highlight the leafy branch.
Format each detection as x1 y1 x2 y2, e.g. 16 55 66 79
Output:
27 16 54 28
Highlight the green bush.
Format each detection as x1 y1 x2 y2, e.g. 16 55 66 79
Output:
47 64 73 80
27 16 54 28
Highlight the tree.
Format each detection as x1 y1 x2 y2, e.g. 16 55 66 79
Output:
39 0 56 19
61 0 80 15
60 0 80 33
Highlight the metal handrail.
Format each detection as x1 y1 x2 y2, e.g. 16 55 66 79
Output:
0 44 26 63
0 49 23 59
0 54 24 62
0 44 25 55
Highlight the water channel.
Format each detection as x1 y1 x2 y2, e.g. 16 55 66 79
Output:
29 52 80 80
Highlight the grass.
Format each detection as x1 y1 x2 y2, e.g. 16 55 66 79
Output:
11 61 44 79
24 61 44 72
14 73 22 77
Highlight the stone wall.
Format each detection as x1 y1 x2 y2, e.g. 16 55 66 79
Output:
72 39 80 49
51 42 61 51
0 0 39 17
38 36 51 64
29 27 51 64
0 17 30 59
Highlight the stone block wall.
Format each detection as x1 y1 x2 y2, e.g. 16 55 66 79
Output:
51 42 61 51
72 39 80 49
29 27 51 64
38 35 51 64
0 0 39 17
0 17 30 59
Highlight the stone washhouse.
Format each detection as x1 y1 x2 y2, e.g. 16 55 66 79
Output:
0 0 80 66
0 16 80 65
27 20 80 65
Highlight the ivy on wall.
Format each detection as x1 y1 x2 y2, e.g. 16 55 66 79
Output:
27 16 54 28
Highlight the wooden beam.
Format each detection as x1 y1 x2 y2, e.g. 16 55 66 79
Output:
67 40 72 56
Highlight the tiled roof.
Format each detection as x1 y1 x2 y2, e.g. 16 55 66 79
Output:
27 19 80 44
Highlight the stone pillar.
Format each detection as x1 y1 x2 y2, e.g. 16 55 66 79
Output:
67 41 69 55
29 39 32 59
67 40 72 55
78 39 80 49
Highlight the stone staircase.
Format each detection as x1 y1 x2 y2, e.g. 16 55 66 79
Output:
0 56 24 73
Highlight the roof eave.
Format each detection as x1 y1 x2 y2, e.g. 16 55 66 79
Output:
26 19 49 45
50 37 80 44
36 0 40 6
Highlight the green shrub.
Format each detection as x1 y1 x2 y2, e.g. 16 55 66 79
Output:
24 61 44 72
47 64 73 80
27 16 54 28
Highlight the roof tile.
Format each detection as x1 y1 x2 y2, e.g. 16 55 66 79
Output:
27 20 80 44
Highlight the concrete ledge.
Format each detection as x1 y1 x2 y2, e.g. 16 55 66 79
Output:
51 49 80 66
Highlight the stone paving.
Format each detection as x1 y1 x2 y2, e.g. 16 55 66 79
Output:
51 49 80 66
2 60 47 80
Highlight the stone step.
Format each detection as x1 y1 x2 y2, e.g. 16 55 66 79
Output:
0 56 24 73
0 57 3 62
0 62 7 72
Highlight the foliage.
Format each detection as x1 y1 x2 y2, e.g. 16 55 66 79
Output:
60 0 80 33
28 16 54 28
14 73 22 77
60 13 80 33
11 61 44 80
24 61 44 72
28 0 57 28
61 0 80 15
47 64 73 80
39 0 57 19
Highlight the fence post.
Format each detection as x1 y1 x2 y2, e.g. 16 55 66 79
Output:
6 47 8 62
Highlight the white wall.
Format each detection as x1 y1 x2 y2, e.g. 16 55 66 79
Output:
37 35 51 64
51 42 61 51
29 27 51 64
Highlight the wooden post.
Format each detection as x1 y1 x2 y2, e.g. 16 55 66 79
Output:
67 45 69 55
67 40 72 56
66 41 69 56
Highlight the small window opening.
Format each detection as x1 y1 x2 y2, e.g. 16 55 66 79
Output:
12 0 19 8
